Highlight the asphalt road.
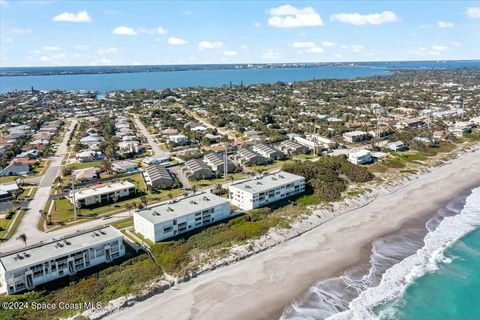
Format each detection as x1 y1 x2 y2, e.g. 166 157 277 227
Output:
0 120 77 252
133 115 169 157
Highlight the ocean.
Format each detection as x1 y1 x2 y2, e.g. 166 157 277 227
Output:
281 186 480 320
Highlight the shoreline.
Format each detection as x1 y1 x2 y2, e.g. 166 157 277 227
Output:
82 147 480 320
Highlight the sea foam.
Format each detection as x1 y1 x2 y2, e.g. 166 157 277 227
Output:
281 187 480 320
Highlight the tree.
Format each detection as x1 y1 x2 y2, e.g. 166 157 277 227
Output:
140 196 148 208
17 233 27 246
192 185 197 194
125 202 134 217
167 193 174 201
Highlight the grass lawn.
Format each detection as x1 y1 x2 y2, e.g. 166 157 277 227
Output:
391 152 427 162
111 217 133 229
65 161 103 171
0 176 18 183
294 154 319 161
0 210 24 239
191 172 246 188
294 194 319 205
18 187 37 199
31 159 50 176
246 160 295 173
49 187 184 225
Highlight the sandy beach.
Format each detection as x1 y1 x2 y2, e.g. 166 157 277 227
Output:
103 148 480 320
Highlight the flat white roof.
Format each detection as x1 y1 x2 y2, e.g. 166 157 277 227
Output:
0 225 122 271
135 192 229 225
73 181 136 200
229 171 304 194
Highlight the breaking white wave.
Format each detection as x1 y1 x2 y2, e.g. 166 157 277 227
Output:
280 187 479 320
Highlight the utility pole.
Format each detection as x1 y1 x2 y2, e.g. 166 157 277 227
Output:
71 178 78 220
224 141 228 181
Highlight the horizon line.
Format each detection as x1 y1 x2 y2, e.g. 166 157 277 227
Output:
1 58 479 69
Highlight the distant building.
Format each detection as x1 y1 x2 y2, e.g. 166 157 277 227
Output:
251 144 285 160
0 162 30 176
68 181 137 208
169 134 188 145
142 156 170 166
0 225 125 295
343 131 370 143
0 182 19 198
143 165 175 189
71 167 101 182
348 150 372 165
75 151 105 163
183 159 214 180
111 160 139 173
229 171 305 210
234 148 269 166
203 153 236 174
278 140 309 155
133 192 231 242
396 118 425 130
387 141 407 152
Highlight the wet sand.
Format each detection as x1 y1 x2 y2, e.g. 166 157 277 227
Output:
106 149 480 320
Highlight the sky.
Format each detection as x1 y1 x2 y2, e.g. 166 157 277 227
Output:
0 0 479 67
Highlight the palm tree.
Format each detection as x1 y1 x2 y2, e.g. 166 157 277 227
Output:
192 185 197 195
125 202 134 217
167 193 174 201
140 196 148 208
17 233 27 246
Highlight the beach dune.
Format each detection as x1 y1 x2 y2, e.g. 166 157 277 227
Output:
107 149 480 320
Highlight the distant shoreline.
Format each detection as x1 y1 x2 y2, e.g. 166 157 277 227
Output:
1 60 478 78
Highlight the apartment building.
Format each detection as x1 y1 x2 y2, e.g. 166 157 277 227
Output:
343 131 370 143
0 226 125 295
251 144 285 160
68 181 137 208
133 192 231 242
348 150 372 165
229 171 305 210
143 165 175 189
203 152 236 174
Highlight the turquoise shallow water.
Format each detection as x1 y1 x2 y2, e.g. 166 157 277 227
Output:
376 226 480 320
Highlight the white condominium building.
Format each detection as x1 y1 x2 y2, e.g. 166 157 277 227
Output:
229 171 305 211
133 192 231 243
68 181 137 208
0 226 125 295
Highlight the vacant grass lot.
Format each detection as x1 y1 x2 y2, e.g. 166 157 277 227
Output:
246 159 295 173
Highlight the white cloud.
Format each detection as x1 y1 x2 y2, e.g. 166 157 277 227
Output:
157 27 167 35
112 26 138 36
11 28 32 35
351 45 363 52
268 5 323 28
168 36 188 45
450 41 461 47
330 11 399 25
223 50 238 56
42 46 61 51
290 41 317 48
133 61 141 65
437 21 454 28
322 41 335 47
261 50 282 59
74 45 90 50
466 7 480 18
308 47 324 53
53 11 91 23
415 45 448 56
198 41 223 50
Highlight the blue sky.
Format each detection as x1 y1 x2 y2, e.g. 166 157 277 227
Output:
1 0 479 67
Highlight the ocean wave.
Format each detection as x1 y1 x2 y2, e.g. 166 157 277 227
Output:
330 187 480 320
280 187 479 320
